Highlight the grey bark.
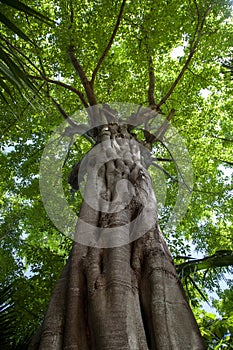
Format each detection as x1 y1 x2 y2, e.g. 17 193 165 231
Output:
29 123 205 350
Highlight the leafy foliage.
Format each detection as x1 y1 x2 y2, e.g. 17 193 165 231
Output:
0 0 232 348
197 311 233 349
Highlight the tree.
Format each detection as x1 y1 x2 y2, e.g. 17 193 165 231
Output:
0 0 232 349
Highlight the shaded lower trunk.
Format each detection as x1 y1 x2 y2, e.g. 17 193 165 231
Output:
30 124 205 349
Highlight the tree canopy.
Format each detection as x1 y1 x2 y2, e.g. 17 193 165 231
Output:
0 0 233 348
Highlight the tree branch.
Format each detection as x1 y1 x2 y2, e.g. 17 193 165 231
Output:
214 159 233 166
151 161 175 180
90 0 127 87
29 75 88 107
157 3 213 108
154 109 175 140
52 98 95 143
154 157 173 162
176 250 233 279
157 138 193 193
147 55 156 106
213 137 233 143
67 45 97 105
143 32 157 107
52 98 88 133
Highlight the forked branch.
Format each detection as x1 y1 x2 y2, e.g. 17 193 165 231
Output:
90 0 127 87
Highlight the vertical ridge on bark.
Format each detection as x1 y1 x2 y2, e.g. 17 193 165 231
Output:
63 243 90 350
139 228 205 350
30 122 205 349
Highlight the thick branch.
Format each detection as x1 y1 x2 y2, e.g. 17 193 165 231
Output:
90 0 127 86
158 3 213 108
176 250 233 279
155 157 173 162
144 31 157 107
126 106 159 128
67 46 97 105
30 75 88 107
148 55 156 106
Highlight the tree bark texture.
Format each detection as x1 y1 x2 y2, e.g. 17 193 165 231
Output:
30 123 206 350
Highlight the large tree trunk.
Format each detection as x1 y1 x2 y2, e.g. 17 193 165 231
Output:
30 122 205 349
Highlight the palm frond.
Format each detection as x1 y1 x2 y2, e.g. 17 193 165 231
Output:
0 12 32 42
0 0 53 101
1 0 53 24
0 284 34 349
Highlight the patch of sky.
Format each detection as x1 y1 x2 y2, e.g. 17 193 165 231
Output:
170 45 185 59
1 138 37 155
199 88 212 99
170 34 189 60
218 164 233 185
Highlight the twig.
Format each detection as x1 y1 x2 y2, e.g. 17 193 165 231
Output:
158 139 193 193
187 67 211 85
212 137 233 143
151 161 175 180
214 159 233 166
157 2 213 108
187 275 209 302
193 0 201 38
70 0 74 24
90 0 127 87
67 45 97 105
152 157 173 162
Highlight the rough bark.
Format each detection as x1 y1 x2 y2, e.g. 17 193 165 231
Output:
30 122 205 350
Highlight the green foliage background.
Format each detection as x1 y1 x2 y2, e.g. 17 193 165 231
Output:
0 0 232 348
